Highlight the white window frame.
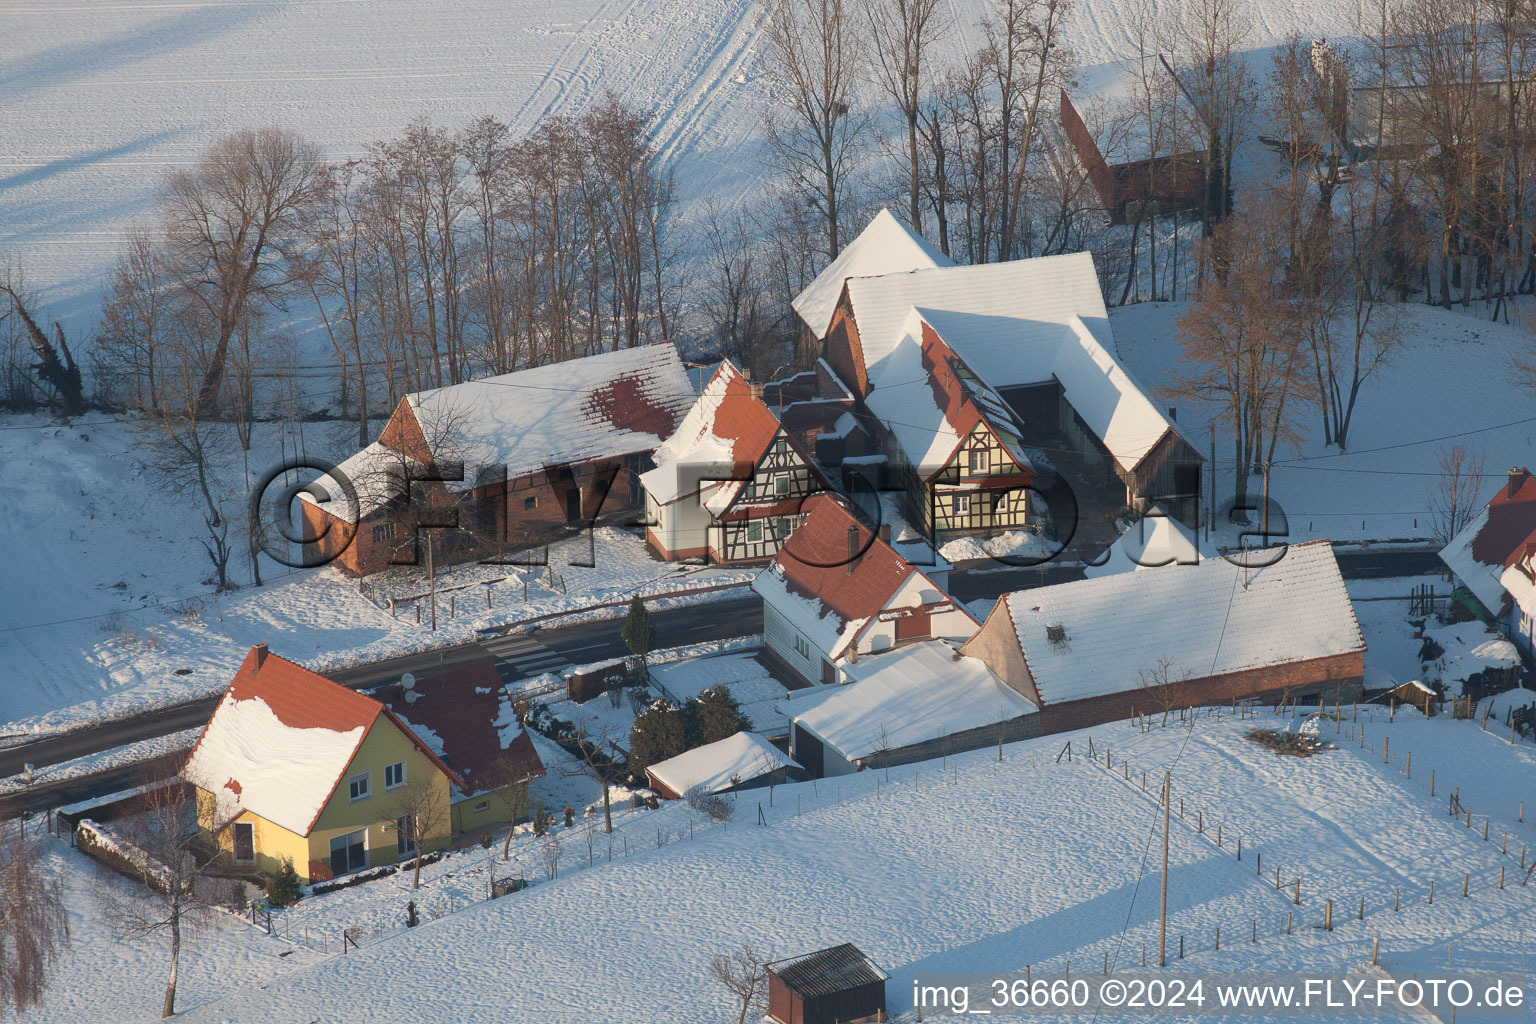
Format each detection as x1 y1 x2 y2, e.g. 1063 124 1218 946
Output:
953 494 971 516
384 761 406 791
969 448 987 474
231 822 255 864
472 800 489 813
396 815 417 857
347 770 372 803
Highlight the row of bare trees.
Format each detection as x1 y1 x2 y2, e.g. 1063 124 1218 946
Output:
91 97 675 446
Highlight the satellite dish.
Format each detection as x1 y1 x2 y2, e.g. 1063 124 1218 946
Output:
401 672 416 691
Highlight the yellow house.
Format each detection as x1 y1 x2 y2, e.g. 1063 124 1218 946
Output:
184 644 465 884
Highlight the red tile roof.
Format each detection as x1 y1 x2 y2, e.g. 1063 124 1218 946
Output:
184 645 466 836
1470 468 1536 570
772 494 917 629
380 658 546 797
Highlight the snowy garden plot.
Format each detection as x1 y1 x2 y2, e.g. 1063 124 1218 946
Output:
137 706 1532 1023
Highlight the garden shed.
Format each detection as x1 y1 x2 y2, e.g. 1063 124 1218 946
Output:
766 943 888 1024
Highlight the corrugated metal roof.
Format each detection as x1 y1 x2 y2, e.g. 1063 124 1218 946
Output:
768 943 888 998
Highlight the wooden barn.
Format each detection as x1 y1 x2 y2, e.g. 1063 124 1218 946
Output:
300 344 696 577
961 540 1367 733
767 944 889 1024
1058 87 1204 225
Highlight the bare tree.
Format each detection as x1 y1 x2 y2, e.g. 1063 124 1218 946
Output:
0 819 69 1014
138 400 238 590
1138 656 1192 727
540 834 562 880
559 720 623 834
389 773 452 890
684 784 734 823
160 128 326 418
479 753 535 861
764 0 868 260
1429 443 1487 546
95 781 220 1018
710 941 771 1024
864 0 947 232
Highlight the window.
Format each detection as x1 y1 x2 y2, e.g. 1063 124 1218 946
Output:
523 495 538 510
329 829 367 876
232 822 254 863
347 771 371 802
774 474 790 496
953 494 971 516
395 815 417 857
747 521 763 543
473 800 489 813
371 521 396 544
969 449 987 474
793 634 811 659
384 761 406 791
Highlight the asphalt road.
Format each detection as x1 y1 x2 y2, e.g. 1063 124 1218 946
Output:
0 546 1444 818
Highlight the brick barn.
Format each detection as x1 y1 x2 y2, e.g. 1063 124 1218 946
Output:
300 344 696 576
960 539 1367 732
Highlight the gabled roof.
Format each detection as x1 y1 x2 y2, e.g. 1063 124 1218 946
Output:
640 359 787 513
184 646 463 836
768 944 889 998
645 731 797 796
403 343 696 481
839 246 1182 473
997 540 1365 705
752 495 959 660
1083 514 1216 579
792 209 953 339
1440 468 1536 622
380 658 546 798
785 640 1037 760
864 309 1037 479
299 441 421 524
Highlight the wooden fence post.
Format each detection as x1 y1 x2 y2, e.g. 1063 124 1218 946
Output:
1324 899 1333 931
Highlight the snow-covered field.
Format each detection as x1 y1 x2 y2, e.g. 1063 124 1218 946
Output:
19 700 1536 1022
0 0 1364 336
1112 301 1536 546
0 416 754 738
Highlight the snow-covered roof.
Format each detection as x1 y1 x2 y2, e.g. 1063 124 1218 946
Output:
645 731 797 796
299 442 420 524
998 540 1365 705
1439 468 1536 622
752 495 957 660
786 641 1037 761
1084 514 1216 578
183 646 462 836
842 249 1180 473
640 359 783 513
791 209 953 339
404 343 696 482
864 309 1037 478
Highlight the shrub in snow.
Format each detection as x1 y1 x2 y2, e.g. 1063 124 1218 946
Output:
228 880 247 914
532 806 549 837
266 859 302 907
562 806 575 829
684 785 733 823
406 900 419 928
479 831 493 850
686 686 752 747
628 698 685 778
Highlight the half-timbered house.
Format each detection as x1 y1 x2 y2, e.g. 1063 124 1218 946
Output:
300 344 696 576
642 359 834 563
864 309 1038 538
797 213 1204 536
1440 468 1536 662
752 494 979 687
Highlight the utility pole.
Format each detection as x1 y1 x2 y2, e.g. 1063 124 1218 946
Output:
1260 460 1272 542
426 531 437 632
1160 770 1171 966
1207 422 1216 541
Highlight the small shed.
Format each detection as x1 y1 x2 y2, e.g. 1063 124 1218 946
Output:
767 943 888 1024
644 731 799 800
1387 679 1438 717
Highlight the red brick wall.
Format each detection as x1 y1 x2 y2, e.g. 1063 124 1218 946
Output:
823 294 870 398
1036 652 1366 734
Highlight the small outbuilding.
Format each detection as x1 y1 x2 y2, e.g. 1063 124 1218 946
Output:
644 731 798 800
767 943 889 1024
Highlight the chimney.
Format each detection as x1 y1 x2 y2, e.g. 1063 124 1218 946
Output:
1511 467 1525 499
878 523 891 544
251 642 268 673
846 524 861 574
749 381 764 401
1167 405 1178 422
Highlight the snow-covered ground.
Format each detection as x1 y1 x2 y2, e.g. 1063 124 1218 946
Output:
0 416 754 738
0 0 1364 337
20 699 1536 1022
1111 301 1536 546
